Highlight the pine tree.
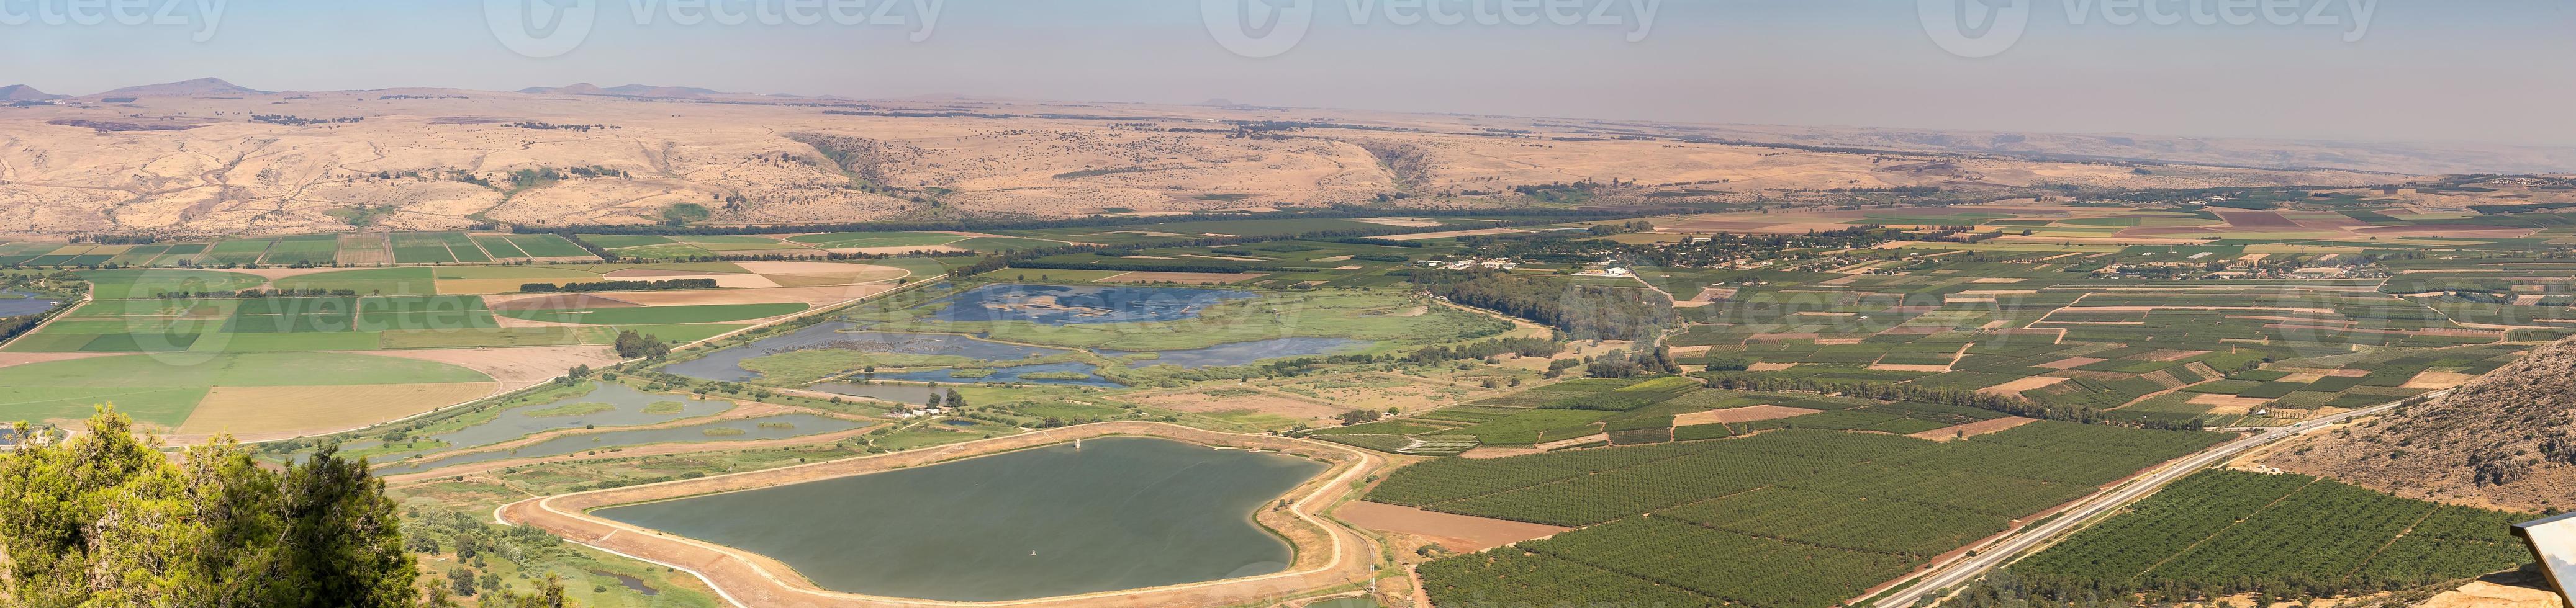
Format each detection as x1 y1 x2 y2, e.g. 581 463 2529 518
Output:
0 408 420 607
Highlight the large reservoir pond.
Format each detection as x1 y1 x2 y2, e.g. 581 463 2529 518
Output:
0 290 62 317
594 436 1327 601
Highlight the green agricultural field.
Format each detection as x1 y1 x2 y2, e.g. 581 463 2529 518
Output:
669 235 791 244
950 237 1062 252
204 239 276 265
391 233 458 263
79 269 269 299
1431 409 1614 445
270 268 442 295
2013 470 2529 599
430 266 605 281
260 235 341 265
603 243 717 260
577 235 678 248
106 244 171 266
1394 423 2228 608
507 234 594 257
786 231 963 249
472 235 530 258
0 352 490 427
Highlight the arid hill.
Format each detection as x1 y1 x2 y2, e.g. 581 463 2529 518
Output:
91 77 268 98
2269 340 2576 512
0 85 63 102
2 81 2564 238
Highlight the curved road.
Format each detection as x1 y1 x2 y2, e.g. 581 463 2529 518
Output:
1870 390 2445 608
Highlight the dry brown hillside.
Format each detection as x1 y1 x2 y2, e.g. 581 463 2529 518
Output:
2269 339 2576 512
0 87 2402 238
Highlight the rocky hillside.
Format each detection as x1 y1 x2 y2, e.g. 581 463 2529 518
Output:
2269 339 2576 512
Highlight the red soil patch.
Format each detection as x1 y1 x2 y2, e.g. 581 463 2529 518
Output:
2217 210 2298 228
1337 501 1569 552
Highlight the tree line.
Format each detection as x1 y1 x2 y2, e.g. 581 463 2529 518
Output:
1698 373 2207 430
1404 269 1676 342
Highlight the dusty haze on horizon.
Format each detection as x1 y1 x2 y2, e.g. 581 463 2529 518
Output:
1 0 2570 147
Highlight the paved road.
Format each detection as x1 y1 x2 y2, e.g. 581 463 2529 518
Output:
1869 390 2446 607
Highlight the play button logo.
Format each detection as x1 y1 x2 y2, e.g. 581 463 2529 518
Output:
1202 0 1316 58
1919 0 2030 58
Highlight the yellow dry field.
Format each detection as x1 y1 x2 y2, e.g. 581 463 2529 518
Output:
178 382 499 439
2405 370 2481 390
1127 390 1344 420
1979 376 2071 396
734 261 911 285
353 346 625 391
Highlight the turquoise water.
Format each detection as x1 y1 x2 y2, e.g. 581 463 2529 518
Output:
594 436 1326 601
374 413 867 475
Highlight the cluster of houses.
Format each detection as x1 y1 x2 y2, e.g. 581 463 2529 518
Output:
1418 258 1521 271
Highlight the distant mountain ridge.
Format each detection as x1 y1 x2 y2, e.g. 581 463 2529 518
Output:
517 83 728 98
0 84 64 101
25 78 2576 174
93 78 268 97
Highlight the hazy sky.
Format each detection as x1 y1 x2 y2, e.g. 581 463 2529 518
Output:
3 0 2570 146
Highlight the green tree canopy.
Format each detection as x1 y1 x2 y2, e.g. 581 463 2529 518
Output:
0 407 417 607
